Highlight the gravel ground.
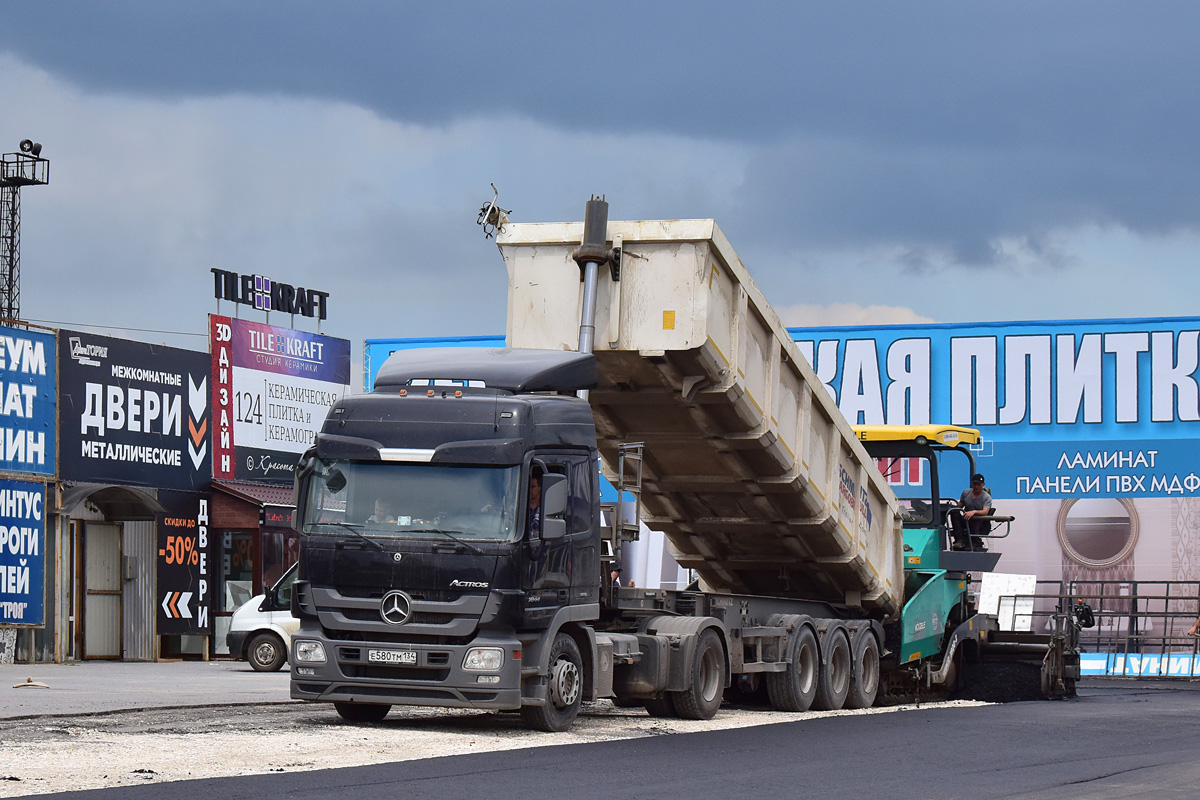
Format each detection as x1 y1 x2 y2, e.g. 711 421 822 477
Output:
0 698 988 796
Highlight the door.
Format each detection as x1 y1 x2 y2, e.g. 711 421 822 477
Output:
526 454 598 606
84 523 122 659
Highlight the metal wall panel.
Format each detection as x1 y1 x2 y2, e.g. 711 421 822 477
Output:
122 521 156 661
84 523 121 658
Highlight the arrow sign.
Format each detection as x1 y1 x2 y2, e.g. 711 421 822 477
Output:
160 591 194 620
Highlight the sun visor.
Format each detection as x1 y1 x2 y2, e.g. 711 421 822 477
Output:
374 348 596 393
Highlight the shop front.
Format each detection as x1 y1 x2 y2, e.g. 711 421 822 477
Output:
209 480 298 656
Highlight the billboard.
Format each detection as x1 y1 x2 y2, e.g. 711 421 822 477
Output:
0 478 45 626
791 316 1200 586
791 317 1200 500
156 490 210 634
58 331 211 491
0 326 55 477
210 316 350 483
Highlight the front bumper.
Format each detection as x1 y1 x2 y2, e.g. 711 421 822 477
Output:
226 629 249 659
289 626 524 710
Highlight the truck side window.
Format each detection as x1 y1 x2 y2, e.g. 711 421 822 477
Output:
567 458 593 535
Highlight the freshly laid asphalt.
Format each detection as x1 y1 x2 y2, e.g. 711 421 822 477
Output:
0 660 293 719
3 660 1199 721
19 678 1200 800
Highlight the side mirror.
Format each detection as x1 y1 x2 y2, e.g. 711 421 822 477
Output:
542 518 566 541
539 473 568 541
542 473 568 517
325 468 347 494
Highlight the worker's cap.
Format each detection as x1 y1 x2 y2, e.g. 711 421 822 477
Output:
971 473 985 484
612 565 623 572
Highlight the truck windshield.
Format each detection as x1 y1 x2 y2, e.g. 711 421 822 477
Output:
302 460 522 542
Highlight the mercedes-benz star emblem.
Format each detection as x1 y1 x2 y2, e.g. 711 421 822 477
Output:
380 590 412 625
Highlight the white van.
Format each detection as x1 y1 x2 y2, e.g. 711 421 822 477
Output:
226 562 299 671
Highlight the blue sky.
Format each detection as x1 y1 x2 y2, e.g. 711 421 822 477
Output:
2 2 1198 384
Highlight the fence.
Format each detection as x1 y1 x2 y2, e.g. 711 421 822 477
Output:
993 579 1200 678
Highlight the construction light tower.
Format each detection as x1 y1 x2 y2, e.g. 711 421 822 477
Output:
0 139 50 322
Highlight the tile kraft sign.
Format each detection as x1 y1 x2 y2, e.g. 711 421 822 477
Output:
210 315 350 484
58 331 211 491
0 325 55 477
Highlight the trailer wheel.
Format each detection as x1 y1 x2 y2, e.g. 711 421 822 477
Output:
767 626 818 712
521 632 583 732
247 632 286 672
844 632 880 709
671 629 725 719
334 702 390 722
813 629 851 710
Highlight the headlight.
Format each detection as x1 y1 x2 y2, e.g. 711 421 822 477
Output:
463 647 504 671
294 640 327 663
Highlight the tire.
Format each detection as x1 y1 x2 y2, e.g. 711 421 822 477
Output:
643 696 678 717
844 631 880 709
671 629 725 719
813 629 851 711
521 632 584 732
247 632 286 672
767 625 819 712
334 702 390 722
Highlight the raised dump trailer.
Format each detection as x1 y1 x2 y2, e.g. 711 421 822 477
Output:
502 219 902 618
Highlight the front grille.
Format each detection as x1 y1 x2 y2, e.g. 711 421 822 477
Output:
322 626 474 647
342 608 456 625
336 586 383 599
344 666 451 681
336 586 466 602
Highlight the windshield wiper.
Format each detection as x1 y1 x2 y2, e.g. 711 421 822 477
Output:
311 521 385 552
405 528 485 555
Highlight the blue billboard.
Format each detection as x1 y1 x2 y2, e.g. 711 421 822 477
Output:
791 317 1200 499
0 478 45 626
0 326 55 477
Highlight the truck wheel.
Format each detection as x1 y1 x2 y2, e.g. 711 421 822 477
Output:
334 702 390 722
767 626 818 712
844 632 880 709
247 632 286 672
813 629 851 710
521 633 583 732
671 629 725 720
643 696 678 717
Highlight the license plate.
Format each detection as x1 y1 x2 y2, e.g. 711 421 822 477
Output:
367 649 417 665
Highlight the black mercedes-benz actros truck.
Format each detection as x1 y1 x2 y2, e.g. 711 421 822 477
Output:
288 344 893 732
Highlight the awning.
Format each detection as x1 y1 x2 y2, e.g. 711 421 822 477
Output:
57 483 167 521
211 480 295 509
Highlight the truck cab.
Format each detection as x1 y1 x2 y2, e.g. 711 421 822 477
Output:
289 348 603 727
